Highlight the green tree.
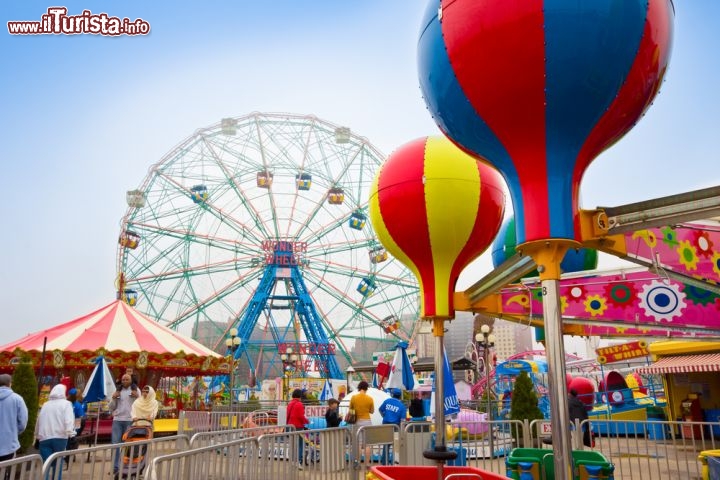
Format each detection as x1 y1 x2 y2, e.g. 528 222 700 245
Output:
11 358 39 453
509 371 544 444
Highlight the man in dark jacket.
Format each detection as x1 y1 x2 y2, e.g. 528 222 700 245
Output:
568 389 591 448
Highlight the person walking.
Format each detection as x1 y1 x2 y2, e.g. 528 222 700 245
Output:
0 374 28 467
568 388 590 449
35 384 75 480
131 386 159 425
286 389 309 469
408 393 426 421
109 374 138 474
324 398 341 428
349 381 374 462
379 388 406 464
67 388 86 436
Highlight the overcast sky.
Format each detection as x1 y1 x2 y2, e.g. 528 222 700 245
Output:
1 1 718 355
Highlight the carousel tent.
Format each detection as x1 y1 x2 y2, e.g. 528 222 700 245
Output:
0 300 226 381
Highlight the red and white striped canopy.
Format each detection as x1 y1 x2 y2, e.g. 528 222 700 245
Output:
0 300 219 358
637 353 720 375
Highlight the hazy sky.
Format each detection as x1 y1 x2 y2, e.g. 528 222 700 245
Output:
1 1 718 350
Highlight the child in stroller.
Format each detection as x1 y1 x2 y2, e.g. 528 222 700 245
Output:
118 420 153 479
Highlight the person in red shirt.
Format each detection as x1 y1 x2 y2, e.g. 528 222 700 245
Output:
286 389 309 469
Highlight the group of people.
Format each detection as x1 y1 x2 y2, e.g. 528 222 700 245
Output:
108 371 159 474
0 367 160 478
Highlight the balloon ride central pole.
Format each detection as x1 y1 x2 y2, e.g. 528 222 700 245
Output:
422 318 457 480
433 319 446 450
523 241 576 480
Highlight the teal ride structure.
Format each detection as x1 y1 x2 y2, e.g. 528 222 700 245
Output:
116 113 420 383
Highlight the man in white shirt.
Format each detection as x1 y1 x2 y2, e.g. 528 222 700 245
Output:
109 374 138 474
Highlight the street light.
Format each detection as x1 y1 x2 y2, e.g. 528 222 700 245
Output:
345 365 356 396
281 348 300 400
476 325 496 456
225 328 241 406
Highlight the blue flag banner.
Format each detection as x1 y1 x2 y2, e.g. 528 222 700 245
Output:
320 379 333 401
432 350 460 416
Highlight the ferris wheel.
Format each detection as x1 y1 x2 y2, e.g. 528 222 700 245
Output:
116 112 419 380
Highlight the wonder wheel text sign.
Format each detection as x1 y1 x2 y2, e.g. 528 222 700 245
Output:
278 342 336 355
279 342 336 374
262 239 308 265
596 341 648 364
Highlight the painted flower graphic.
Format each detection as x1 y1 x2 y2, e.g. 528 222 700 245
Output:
661 226 679 248
691 230 714 258
583 294 608 317
604 282 638 309
676 240 699 271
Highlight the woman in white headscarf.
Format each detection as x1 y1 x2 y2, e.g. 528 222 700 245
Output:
131 386 159 425
35 384 75 477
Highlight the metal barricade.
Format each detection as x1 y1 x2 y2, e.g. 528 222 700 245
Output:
450 418 525 475
401 422 434 466
41 434 189 480
529 417 720 480
352 424 397 478
189 425 294 448
178 410 258 434
148 437 257 480
0 454 43 480
257 427 353 480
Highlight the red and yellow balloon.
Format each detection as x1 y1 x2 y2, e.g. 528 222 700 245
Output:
369 136 505 319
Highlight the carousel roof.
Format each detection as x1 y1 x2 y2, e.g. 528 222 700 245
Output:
0 300 221 359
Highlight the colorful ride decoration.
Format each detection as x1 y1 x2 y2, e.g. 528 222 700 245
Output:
418 0 673 245
451 409 490 438
625 372 648 396
598 371 631 406
368 136 505 319
499 269 720 338
612 223 720 286
419 4 674 463
492 217 597 276
568 376 596 410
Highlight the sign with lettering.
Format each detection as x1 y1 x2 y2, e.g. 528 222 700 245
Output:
595 340 648 364
278 342 336 355
262 240 308 266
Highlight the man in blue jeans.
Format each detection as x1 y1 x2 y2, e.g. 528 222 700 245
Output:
379 389 406 464
109 374 138 474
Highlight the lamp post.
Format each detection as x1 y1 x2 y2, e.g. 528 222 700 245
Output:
476 325 496 458
281 348 299 400
345 365 355 396
225 327 241 406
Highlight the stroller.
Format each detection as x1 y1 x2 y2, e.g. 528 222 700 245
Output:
118 420 154 479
